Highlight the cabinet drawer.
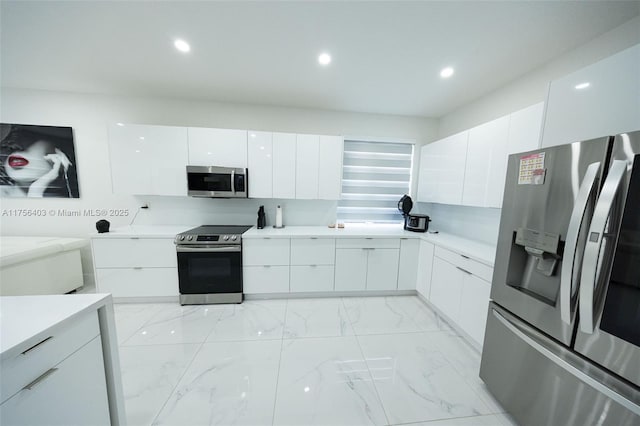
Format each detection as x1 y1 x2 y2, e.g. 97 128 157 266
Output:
335 238 400 249
0 337 110 426
242 239 290 266
290 239 335 265
243 266 289 293
290 265 335 292
430 256 464 321
95 268 179 297
1 311 100 404
92 238 177 268
434 246 493 282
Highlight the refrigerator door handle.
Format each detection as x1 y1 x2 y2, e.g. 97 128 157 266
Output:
579 160 627 334
560 162 601 325
492 308 640 415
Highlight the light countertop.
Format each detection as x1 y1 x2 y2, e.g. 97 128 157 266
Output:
91 224 496 267
0 293 112 360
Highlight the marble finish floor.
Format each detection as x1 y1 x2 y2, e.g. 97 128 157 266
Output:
114 296 517 426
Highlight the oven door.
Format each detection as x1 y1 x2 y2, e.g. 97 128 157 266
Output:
176 245 242 294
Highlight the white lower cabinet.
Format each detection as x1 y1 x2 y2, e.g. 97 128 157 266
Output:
429 253 493 347
334 248 368 291
398 239 420 290
0 310 111 426
92 237 179 299
430 257 465 320
95 268 179 297
416 240 435 298
243 265 289 294
366 249 399 290
458 273 491 345
334 239 400 292
290 265 335 292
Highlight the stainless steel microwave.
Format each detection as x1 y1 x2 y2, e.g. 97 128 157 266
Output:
186 166 248 198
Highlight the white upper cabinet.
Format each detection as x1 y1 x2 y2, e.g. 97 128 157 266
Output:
542 44 640 147
295 134 320 199
507 102 544 155
418 131 468 204
108 123 188 196
247 131 273 198
318 135 344 200
187 127 248 168
272 132 297 199
463 116 509 207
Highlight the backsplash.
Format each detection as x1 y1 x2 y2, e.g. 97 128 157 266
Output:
132 196 338 228
415 202 501 246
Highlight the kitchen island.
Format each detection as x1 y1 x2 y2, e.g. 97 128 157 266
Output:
0 293 125 425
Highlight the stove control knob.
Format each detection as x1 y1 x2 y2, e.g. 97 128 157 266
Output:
187 236 193 241
231 235 237 241
223 235 230 241
179 236 185 241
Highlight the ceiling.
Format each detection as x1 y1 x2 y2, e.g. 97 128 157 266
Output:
1 1 638 118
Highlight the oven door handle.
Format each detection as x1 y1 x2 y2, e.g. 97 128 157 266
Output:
177 246 241 253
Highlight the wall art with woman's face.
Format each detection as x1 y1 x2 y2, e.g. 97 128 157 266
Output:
0 124 80 198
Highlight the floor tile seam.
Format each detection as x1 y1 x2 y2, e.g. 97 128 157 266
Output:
390 412 505 426
116 304 182 346
199 305 230 343
270 300 288 426
148 337 209 425
352 331 392 426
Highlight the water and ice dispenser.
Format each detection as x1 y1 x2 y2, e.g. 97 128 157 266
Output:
506 227 564 305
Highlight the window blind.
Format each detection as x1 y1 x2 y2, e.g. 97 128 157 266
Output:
337 140 414 224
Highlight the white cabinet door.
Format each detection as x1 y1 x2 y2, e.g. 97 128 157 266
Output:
295 134 320 199
542 44 640 148
318 135 344 200
290 239 335 265
187 128 248 168
430 257 464 321
419 131 468 204
272 132 296 199
247 131 273 198
335 248 367 291
243 266 289 294
507 102 544 155
458 273 491 346
242 239 290 266
109 123 188 196
417 143 439 202
290 265 335 292
463 116 509 207
0 337 110 426
366 248 399 291
416 240 435 298
397 239 420 290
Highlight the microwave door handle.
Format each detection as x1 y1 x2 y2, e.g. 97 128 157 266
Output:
231 170 236 195
579 160 626 334
559 162 601 325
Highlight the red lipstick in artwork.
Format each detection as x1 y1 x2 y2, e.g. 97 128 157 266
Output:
8 155 29 168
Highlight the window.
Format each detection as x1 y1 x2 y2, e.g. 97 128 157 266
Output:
337 140 414 224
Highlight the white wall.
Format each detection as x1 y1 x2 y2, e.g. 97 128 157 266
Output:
437 15 640 140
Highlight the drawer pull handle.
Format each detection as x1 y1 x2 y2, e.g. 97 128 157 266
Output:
366 238 373 240
264 265 271 268
130 237 140 240
23 368 58 391
460 255 470 259
310 237 318 240
310 264 317 267
401 238 408 240
264 237 271 240
21 336 53 355
133 267 143 270
456 266 472 275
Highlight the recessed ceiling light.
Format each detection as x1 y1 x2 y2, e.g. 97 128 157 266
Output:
318 52 332 66
174 39 191 53
440 67 454 78
575 82 590 90
116 122 124 127
139 136 145 140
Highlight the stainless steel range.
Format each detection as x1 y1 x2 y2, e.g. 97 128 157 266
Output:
175 225 252 305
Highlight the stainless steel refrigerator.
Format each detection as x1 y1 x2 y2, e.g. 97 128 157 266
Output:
480 131 640 425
